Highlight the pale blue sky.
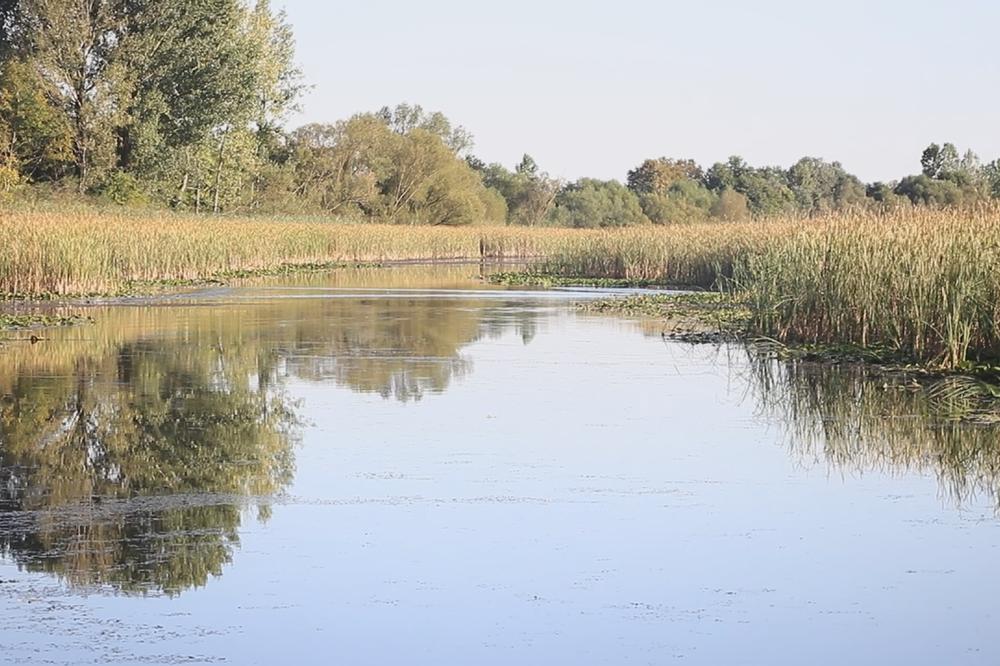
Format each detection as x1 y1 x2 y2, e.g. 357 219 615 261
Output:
277 0 1000 183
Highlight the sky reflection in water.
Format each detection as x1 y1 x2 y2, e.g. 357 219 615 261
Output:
0 265 998 665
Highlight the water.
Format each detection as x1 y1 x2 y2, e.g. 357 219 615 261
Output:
1 265 998 665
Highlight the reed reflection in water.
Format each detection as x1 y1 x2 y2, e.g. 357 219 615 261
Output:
751 356 1000 511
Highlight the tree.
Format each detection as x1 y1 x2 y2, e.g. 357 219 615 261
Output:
920 142 960 179
515 153 538 176
627 157 702 195
551 178 649 228
289 120 378 214
473 154 560 226
894 174 965 206
17 0 125 189
0 58 73 181
982 160 1000 199
377 103 473 155
705 156 795 217
246 1 304 141
0 0 24 59
710 188 751 221
786 157 865 214
865 181 909 210
639 179 717 224
919 142 983 188
288 112 501 225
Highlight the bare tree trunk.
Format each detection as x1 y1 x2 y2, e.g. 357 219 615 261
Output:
176 148 189 200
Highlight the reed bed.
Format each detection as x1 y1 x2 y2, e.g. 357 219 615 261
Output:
539 207 1000 370
539 222 795 285
3 206 1000 369
732 208 1000 369
0 210 586 296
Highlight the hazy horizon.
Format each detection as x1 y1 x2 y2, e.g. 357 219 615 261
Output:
278 0 1000 184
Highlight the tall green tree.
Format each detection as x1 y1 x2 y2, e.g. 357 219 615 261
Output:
0 57 73 181
786 157 866 214
626 157 702 196
377 103 473 155
17 0 126 189
705 156 796 216
551 178 649 228
472 154 561 226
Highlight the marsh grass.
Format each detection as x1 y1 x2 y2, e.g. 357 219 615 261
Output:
0 210 583 297
4 206 1000 370
731 208 1000 370
544 207 1000 370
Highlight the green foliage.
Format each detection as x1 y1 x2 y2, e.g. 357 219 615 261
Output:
865 182 909 210
286 111 501 225
3 1 1000 223
705 156 796 216
626 157 703 195
377 103 473 154
710 188 751 221
786 157 866 214
640 180 716 224
983 160 1000 199
921 142 961 179
472 154 560 226
894 174 968 207
552 178 649 228
0 58 73 181
93 170 149 206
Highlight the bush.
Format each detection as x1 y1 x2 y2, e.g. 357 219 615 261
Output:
93 170 149 206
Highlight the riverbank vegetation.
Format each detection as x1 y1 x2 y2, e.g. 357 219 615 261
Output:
0 209 575 297
3 206 999 376
539 206 1000 373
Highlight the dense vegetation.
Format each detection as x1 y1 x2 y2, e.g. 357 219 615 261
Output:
2 2 1000 226
2 205 999 373
540 207 1000 371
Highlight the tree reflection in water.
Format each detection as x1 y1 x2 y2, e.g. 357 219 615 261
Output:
0 284 529 594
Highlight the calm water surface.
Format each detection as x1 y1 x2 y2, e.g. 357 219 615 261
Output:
1 265 998 665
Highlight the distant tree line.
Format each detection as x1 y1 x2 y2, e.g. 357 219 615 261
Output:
2 2 999 225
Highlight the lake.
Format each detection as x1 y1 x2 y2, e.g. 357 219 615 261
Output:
1 264 998 665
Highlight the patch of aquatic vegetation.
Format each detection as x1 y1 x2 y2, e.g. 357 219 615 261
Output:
487 271 675 289
0 313 93 330
749 340 1000 424
580 292 751 341
117 262 384 296
1 262 387 301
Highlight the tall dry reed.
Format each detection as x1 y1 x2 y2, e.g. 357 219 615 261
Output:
4 206 999 369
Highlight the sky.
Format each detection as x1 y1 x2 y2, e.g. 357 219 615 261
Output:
276 0 1000 184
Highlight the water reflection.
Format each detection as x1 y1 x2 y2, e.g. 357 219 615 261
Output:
6 264 1000 602
752 357 1000 509
0 269 543 594
0 336 298 595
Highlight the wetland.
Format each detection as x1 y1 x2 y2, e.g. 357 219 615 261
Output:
1 264 999 665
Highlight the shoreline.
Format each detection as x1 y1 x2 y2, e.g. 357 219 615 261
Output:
4 265 1000 421
574 289 1000 421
